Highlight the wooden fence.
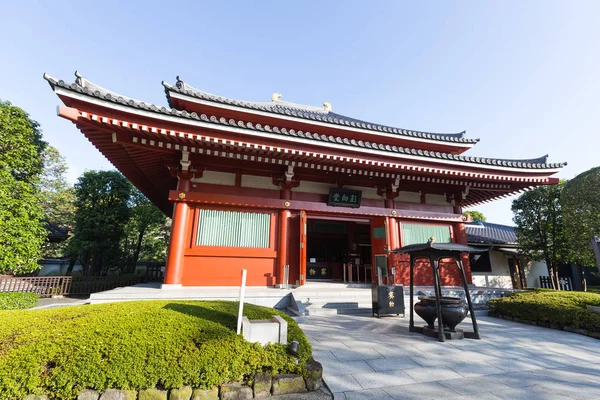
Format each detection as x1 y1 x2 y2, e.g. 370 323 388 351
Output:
0 276 72 297
0 274 150 297
539 276 573 291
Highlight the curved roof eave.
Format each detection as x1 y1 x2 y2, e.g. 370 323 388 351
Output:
163 78 480 146
44 72 567 174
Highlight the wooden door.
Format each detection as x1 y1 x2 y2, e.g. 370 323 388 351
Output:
508 257 522 289
299 210 307 285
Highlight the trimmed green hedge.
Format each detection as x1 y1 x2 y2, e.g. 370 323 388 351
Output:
0 292 38 310
0 300 312 399
488 289 600 332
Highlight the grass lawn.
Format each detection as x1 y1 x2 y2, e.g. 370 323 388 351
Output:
488 289 600 332
587 286 600 294
0 300 311 400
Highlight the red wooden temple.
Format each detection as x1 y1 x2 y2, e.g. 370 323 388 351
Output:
45 72 565 288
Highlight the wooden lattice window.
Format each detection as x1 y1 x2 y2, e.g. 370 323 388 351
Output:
401 223 451 246
196 209 270 248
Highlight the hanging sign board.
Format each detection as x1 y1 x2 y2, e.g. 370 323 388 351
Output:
327 188 362 208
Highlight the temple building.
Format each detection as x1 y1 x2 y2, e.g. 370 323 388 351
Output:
44 72 565 288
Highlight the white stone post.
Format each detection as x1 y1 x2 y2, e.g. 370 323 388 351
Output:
236 269 247 335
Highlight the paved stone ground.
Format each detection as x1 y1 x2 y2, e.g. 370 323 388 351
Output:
296 314 600 400
34 296 89 309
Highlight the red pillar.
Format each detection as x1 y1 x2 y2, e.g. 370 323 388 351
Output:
387 217 400 284
453 222 472 284
277 210 290 286
281 188 292 200
163 176 191 287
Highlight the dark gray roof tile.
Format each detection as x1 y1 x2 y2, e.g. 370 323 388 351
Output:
163 79 480 145
44 72 567 171
466 222 517 245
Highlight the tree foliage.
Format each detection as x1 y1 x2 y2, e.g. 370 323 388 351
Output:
68 170 169 275
562 167 600 268
0 101 46 182
463 210 486 223
68 171 132 276
121 191 169 272
0 101 47 275
39 146 76 259
512 184 566 289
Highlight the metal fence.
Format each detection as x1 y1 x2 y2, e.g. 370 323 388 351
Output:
0 274 151 297
0 276 72 297
539 276 573 291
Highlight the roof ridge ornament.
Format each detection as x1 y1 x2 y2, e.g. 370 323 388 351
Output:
272 93 282 102
176 76 186 90
74 70 85 87
323 102 332 112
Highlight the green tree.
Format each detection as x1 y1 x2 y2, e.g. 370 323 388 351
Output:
562 167 600 270
512 184 566 289
121 190 168 272
39 146 76 259
68 171 132 276
0 101 47 275
463 210 486 223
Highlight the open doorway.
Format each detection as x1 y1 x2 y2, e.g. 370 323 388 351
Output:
305 218 372 282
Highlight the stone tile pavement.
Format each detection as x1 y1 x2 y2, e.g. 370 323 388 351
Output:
296 314 600 399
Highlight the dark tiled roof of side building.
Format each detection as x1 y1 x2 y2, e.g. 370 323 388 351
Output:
164 78 478 144
466 221 517 245
45 221 69 242
44 72 567 171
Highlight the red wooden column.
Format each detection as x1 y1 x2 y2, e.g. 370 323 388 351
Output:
388 217 401 284
277 209 290 286
163 174 192 287
378 185 399 209
452 222 473 284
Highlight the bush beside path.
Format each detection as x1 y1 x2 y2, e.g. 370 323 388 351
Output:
0 300 312 399
488 289 600 334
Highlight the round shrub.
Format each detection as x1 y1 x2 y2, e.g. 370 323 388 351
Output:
488 290 600 332
0 292 38 310
0 300 312 399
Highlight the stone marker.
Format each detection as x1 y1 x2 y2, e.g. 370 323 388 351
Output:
220 383 252 400
169 386 192 400
191 387 219 400
305 360 323 391
271 374 307 395
253 373 272 398
99 389 137 400
78 390 100 400
139 388 168 400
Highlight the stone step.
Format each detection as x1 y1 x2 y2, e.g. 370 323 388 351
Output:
305 307 338 316
337 307 377 316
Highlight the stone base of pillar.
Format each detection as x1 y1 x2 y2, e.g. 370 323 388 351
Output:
161 283 183 289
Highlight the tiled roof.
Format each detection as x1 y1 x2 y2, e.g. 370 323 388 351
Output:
44 221 69 242
163 78 478 144
44 72 566 171
466 221 517 245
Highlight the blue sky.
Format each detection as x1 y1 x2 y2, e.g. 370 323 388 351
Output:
1 1 598 224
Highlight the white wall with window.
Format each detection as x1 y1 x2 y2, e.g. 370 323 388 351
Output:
470 250 513 288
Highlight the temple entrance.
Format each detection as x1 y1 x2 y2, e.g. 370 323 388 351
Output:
304 217 372 283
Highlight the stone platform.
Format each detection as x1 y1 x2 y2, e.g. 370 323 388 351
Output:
88 282 513 318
